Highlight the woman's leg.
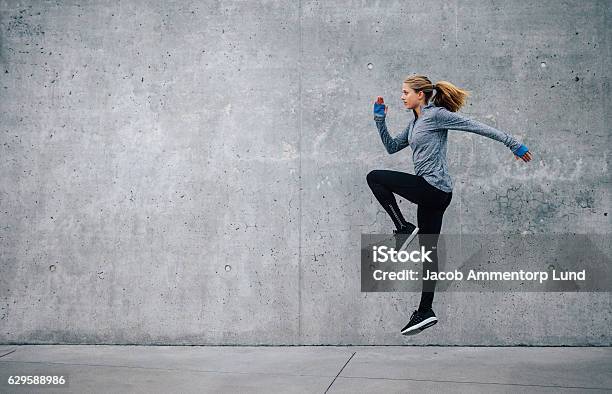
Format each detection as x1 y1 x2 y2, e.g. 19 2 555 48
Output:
366 170 430 230
417 192 453 312
366 169 452 312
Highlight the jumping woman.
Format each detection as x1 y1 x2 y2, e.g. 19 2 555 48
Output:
367 74 532 335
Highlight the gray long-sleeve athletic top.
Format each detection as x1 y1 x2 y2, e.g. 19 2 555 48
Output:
373 102 523 193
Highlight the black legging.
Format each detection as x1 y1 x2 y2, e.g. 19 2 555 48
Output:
366 169 452 311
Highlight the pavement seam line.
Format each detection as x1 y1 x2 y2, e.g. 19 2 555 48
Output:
337 375 611 391
0 359 337 379
324 352 356 393
0 349 16 358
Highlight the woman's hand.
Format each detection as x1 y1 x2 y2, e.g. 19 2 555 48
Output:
374 96 388 116
514 150 533 162
513 144 532 162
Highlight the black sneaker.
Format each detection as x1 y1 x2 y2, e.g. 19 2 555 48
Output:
393 223 419 251
401 309 438 335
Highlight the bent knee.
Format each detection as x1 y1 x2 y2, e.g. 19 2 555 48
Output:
366 169 380 184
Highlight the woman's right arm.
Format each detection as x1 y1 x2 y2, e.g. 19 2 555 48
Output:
374 115 410 154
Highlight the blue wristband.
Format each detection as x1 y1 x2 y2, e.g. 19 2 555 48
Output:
374 102 386 117
515 144 529 157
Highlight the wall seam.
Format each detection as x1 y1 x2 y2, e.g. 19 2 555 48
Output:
297 0 303 344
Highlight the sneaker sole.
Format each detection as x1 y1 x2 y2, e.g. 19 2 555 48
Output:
401 316 438 335
399 227 419 251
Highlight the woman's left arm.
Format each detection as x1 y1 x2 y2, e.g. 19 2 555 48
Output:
435 107 531 161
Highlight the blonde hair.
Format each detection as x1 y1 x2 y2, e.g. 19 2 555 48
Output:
403 74 470 112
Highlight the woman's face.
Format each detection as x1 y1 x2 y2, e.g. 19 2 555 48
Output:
401 83 424 110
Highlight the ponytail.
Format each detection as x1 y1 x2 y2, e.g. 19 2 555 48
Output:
432 80 470 112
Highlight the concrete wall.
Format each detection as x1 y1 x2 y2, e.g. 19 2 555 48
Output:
1 0 610 345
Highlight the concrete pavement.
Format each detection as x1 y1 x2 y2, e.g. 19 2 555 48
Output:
0 345 610 393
